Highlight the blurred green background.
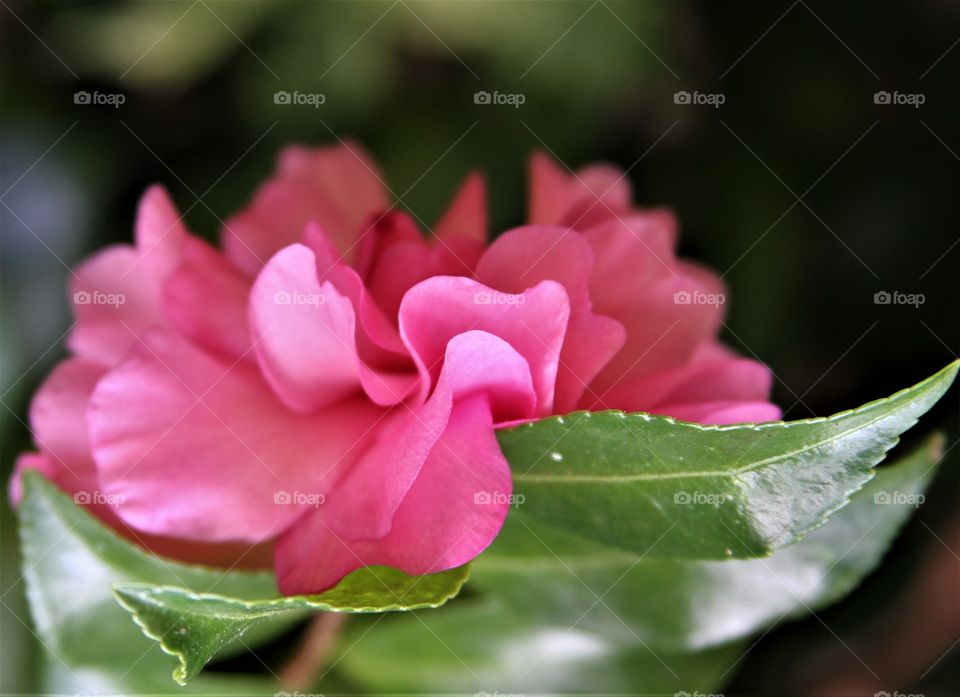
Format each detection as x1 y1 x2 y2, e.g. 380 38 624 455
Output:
1 1 958 694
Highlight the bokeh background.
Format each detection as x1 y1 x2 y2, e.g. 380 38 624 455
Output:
2 1 958 695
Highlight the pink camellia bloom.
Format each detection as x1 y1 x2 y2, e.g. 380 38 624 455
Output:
13 143 779 594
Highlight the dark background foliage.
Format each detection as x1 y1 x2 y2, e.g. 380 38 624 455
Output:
2 1 958 694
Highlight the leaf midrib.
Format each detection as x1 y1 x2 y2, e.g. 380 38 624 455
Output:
514 403 900 484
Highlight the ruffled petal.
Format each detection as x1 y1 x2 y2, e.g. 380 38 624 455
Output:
361 212 483 320
89 331 383 543
475 225 625 413
14 358 123 522
276 395 511 594
67 245 165 366
252 242 416 410
27 357 107 494
399 276 570 414
580 211 679 314
307 225 421 403
275 331 530 594
9 453 276 568
163 238 253 361
528 152 632 228
68 187 196 366
597 356 774 411
323 330 535 541
583 212 727 397
559 164 633 229
222 142 389 275
305 224 415 368
250 244 363 412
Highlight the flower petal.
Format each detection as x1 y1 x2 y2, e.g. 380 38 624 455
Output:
305 224 417 377
596 356 775 413
89 331 383 543
252 242 415 409
323 330 535 541
67 245 165 366
580 211 679 314
250 244 363 412
276 394 511 594
434 171 487 243
399 276 570 414
222 142 389 275
656 400 782 426
10 453 276 568
528 152 631 227
360 212 483 320
134 185 191 281
529 151 574 224
275 332 528 594
9 453 60 506
163 238 253 361
583 212 727 396
68 187 196 366
475 225 625 413
559 164 633 228
28 357 107 494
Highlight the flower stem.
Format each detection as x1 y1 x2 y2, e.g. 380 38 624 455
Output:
279 612 347 690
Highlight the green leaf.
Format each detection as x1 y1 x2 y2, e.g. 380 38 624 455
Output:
17 472 467 687
112 564 470 685
17 473 280 695
498 360 957 559
17 471 279 675
17 363 954 691
340 435 944 694
472 432 946 652
338 599 749 695
40 655 277 697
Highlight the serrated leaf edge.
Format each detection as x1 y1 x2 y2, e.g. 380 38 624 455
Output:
113 571 470 615
503 359 960 446
110 585 235 685
503 361 957 556
110 566 470 685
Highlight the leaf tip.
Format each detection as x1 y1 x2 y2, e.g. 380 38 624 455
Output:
111 583 195 686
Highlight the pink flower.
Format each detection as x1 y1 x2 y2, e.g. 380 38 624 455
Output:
13 143 779 594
